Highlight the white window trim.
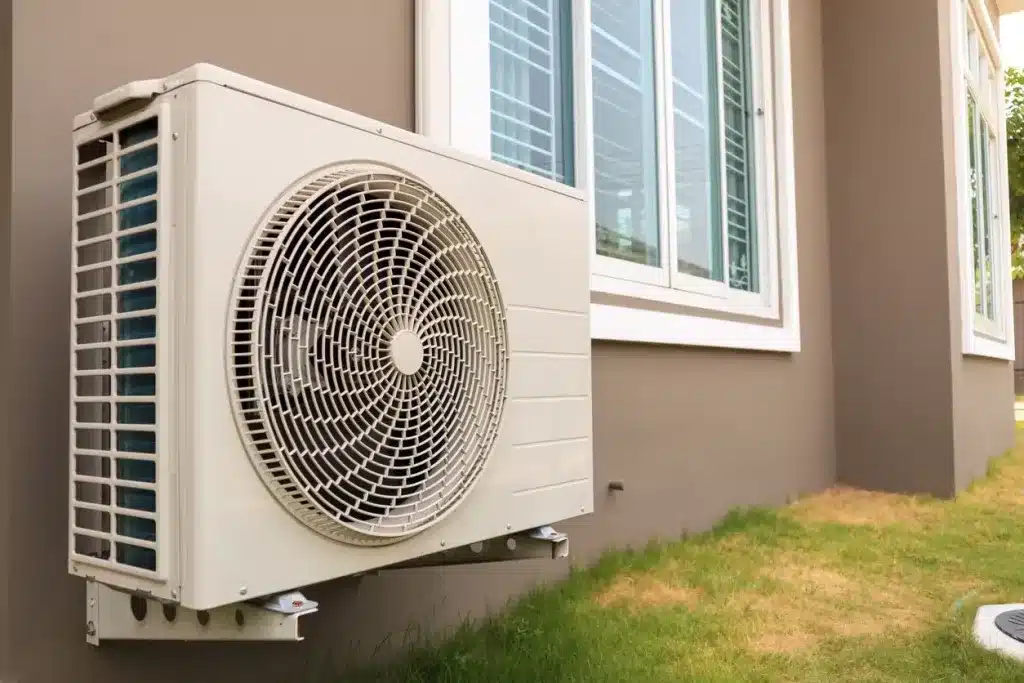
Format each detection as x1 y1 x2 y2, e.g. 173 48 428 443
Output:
951 0 1015 361
416 0 801 352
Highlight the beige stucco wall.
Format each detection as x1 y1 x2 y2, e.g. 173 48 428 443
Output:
825 0 1013 497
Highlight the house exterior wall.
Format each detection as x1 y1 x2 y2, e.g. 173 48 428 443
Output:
824 0 1013 497
0 0 1003 681
0 0 10 678
825 0 958 496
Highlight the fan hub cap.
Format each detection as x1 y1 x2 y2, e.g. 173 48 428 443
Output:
389 329 424 376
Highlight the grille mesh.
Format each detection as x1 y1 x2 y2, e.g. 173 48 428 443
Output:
230 165 508 544
71 115 162 574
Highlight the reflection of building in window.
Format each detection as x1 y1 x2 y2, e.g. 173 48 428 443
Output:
592 0 660 267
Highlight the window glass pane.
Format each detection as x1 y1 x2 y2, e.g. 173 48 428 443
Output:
968 93 983 315
489 0 575 184
670 0 722 281
983 129 996 320
721 0 758 292
591 0 661 267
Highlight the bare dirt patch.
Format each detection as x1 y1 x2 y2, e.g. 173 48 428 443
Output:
594 573 703 611
788 486 940 528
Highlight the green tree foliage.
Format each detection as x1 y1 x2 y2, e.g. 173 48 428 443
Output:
1007 67 1024 278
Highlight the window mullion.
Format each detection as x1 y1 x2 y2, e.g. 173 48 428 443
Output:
658 0 680 287
652 0 674 281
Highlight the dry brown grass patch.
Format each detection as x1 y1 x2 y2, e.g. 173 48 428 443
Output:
788 486 940 528
728 554 932 654
961 452 1024 508
593 573 703 611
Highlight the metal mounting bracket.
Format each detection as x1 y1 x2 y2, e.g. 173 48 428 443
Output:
387 525 569 570
85 581 318 646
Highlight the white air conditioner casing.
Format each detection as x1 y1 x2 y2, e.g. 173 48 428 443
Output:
69 63 593 611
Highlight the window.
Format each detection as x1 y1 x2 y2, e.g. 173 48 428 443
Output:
590 0 769 306
419 0 800 350
954 0 1012 358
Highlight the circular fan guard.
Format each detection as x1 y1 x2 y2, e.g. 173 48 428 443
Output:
229 165 508 544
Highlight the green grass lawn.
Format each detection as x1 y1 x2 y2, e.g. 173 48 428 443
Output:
358 426 1024 682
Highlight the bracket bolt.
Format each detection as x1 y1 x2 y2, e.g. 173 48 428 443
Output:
440 540 446 547
86 621 96 637
506 524 512 530
239 586 248 596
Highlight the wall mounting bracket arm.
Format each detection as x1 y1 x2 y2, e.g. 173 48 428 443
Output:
85 580 318 646
385 525 569 571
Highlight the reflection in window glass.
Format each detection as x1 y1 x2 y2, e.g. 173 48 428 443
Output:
671 0 720 281
591 0 660 267
968 94 982 315
489 0 575 184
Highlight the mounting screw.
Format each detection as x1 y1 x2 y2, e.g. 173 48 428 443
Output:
756 107 765 116
170 589 177 599
376 126 383 134
172 132 179 141
85 621 96 637
440 540 446 547
506 524 512 531
72 565 79 573
239 586 248 596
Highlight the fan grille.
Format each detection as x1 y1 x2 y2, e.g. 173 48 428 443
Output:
229 165 508 544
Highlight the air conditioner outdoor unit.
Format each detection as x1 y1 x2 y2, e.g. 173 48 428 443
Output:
69 64 593 641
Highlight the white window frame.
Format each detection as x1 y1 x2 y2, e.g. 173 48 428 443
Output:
951 0 1014 361
416 0 801 352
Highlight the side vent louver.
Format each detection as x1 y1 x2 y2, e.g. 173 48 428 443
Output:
71 114 163 575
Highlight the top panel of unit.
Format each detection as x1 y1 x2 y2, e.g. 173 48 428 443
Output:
74 62 585 203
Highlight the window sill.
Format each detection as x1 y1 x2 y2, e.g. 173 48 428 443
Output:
590 302 801 353
592 273 779 320
963 333 1014 361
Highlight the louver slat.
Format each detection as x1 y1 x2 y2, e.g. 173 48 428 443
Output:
71 114 161 575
